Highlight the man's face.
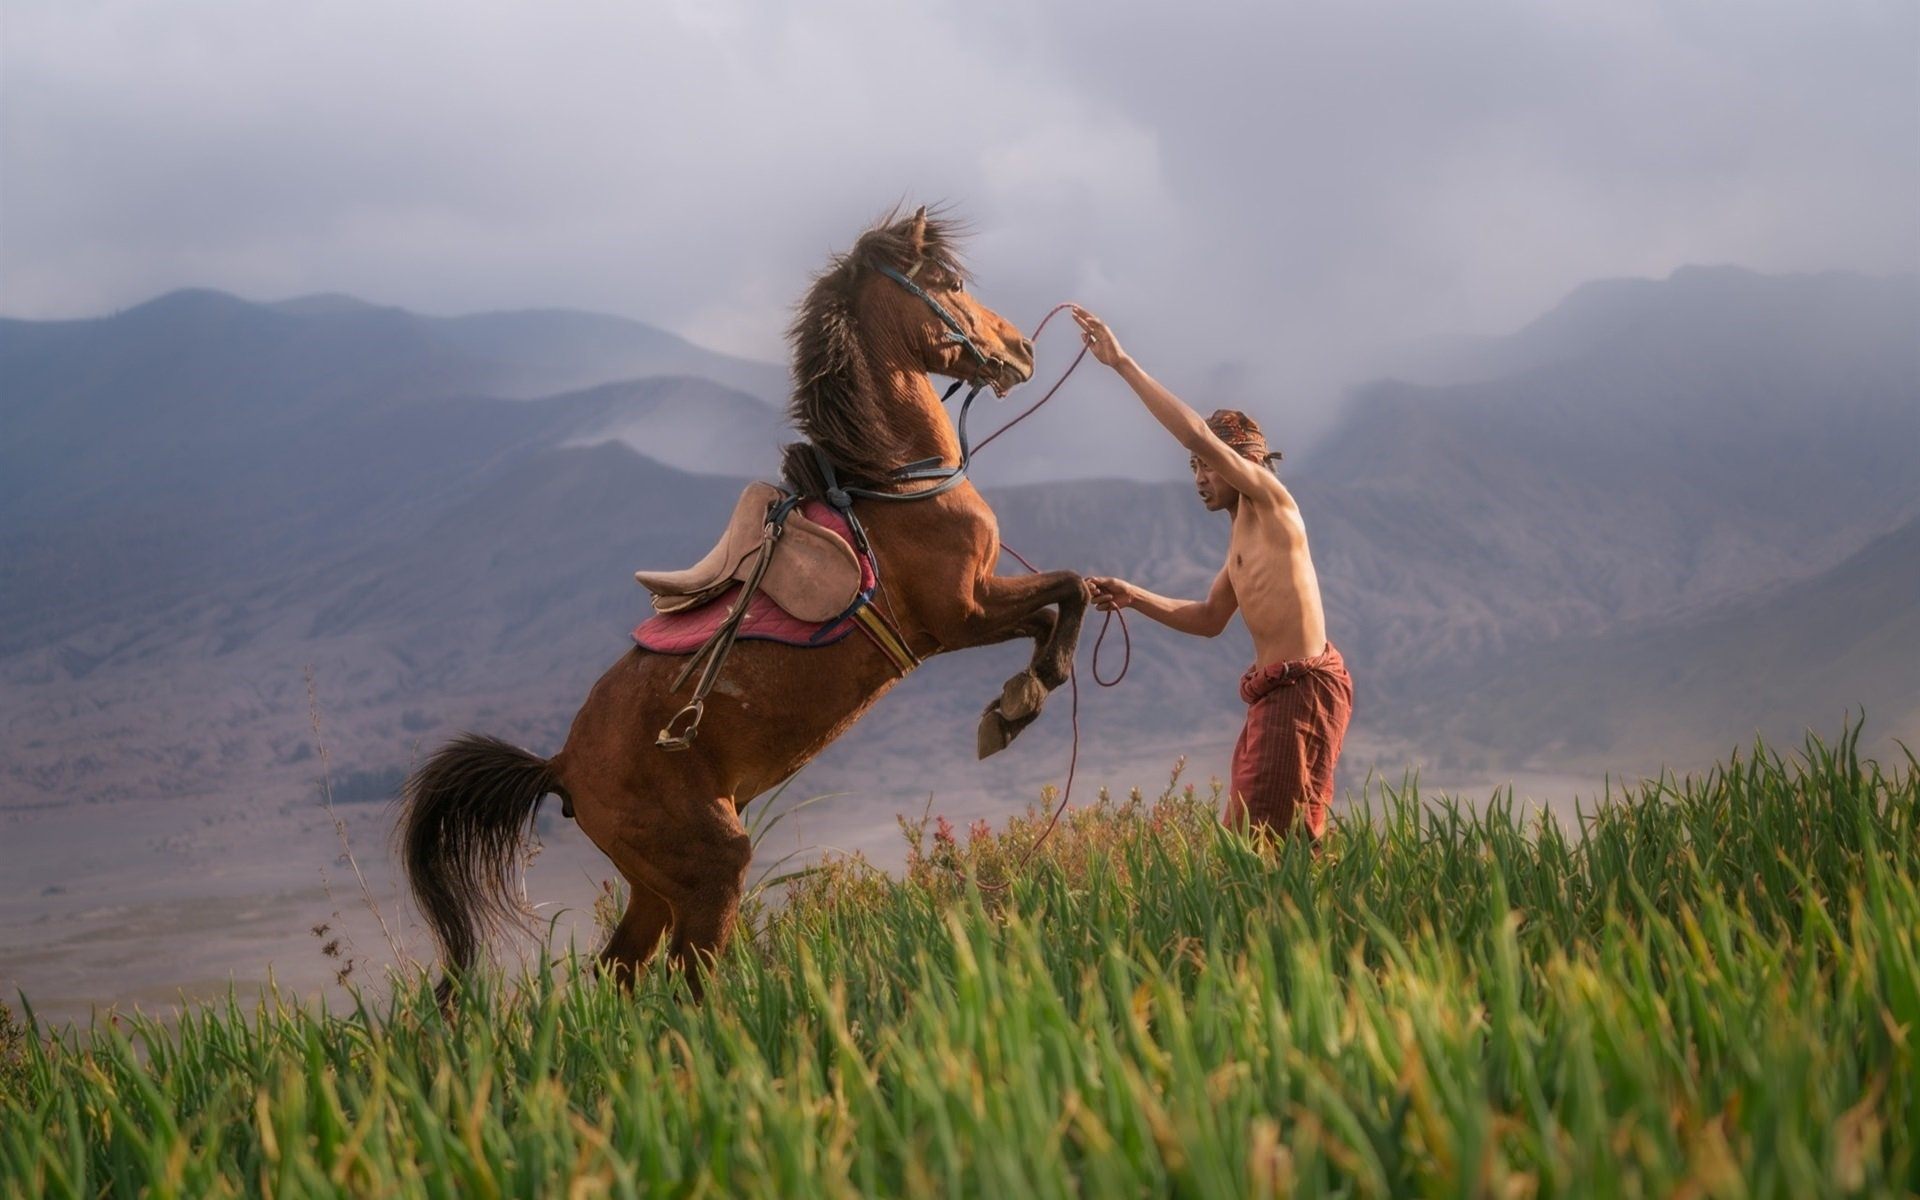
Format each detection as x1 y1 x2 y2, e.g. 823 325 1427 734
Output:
1190 456 1234 512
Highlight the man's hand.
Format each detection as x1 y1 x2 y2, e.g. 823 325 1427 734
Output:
1072 306 1132 371
1086 576 1137 612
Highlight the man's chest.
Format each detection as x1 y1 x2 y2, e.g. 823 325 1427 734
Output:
1226 511 1295 588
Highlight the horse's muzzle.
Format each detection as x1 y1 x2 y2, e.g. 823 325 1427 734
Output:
989 343 1035 396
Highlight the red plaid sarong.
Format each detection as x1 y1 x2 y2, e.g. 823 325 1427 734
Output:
1228 643 1353 840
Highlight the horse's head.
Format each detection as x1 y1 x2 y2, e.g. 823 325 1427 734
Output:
850 206 1035 396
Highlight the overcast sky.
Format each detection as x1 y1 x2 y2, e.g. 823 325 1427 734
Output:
4 0 1915 470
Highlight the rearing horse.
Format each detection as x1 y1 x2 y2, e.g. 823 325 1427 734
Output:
400 208 1087 995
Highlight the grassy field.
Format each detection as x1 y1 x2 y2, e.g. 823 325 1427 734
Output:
3 725 1916 1197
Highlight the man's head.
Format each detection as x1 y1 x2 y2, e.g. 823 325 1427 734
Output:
1190 409 1281 511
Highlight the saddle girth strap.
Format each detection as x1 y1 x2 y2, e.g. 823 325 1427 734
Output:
853 600 920 676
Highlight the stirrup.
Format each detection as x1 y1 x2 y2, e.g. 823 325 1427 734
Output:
656 701 705 751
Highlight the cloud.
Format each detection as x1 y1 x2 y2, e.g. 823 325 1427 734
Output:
3 0 1913 476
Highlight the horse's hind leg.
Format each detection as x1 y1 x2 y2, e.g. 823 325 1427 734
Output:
597 881 674 988
665 870 749 1000
621 793 752 1001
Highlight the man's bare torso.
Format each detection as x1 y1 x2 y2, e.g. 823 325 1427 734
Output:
1227 495 1327 667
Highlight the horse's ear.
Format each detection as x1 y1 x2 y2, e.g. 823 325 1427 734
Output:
907 206 929 258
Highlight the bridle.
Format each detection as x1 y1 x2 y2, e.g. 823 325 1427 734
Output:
872 259 1004 377
806 258 1020 511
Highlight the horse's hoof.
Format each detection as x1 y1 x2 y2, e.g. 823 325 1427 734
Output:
976 701 1039 759
977 704 1012 758
999 671 1046 721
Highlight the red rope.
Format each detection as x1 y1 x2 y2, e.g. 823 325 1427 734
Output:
998 542 1131 692
972 303 1088 456
970 304 1133 891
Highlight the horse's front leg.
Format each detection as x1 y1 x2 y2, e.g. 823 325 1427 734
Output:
941 570 1087 758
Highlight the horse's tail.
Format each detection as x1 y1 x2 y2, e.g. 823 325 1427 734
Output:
398 733 557 1000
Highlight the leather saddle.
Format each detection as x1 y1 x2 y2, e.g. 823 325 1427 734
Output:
635 482 864 624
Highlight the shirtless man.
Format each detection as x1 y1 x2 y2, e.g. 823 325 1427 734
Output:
1072 306 1354 840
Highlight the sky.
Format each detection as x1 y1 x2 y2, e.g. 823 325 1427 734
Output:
3 0 1915 471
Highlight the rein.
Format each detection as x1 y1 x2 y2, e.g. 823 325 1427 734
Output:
980 543 1131 892
972 303 1135 889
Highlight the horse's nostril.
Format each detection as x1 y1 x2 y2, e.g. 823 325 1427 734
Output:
1018 337 1035 363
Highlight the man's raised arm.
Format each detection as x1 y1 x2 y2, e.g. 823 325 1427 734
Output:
1071 306 1280 504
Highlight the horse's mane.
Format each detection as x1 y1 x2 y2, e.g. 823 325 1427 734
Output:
778 208 970 496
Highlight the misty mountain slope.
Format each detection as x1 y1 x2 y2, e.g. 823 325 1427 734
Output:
1 319 787 652
0 387 779 656
0 289 786 506
1391 516 1920 770
548 377 790 479
1300 267 1919 684
0 290 493 510
1382 266 1919 389
297 440 744 648
426 307 789 407
0 442 748 802
258 292 792 404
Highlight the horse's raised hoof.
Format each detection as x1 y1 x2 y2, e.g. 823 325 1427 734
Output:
976 700 1040 759
998 670 1047 722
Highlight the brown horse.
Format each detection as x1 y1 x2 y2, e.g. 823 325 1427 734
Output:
400 207 1087 997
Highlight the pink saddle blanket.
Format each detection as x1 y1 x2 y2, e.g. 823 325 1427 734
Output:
633 498 876 654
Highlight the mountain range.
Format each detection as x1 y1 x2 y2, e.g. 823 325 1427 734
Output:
2 266 1915 819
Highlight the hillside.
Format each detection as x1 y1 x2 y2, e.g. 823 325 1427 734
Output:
0 287 784 507
0 288 787 652
1301 267 1920 681
1380 265 1919 389
1390 516 1920 771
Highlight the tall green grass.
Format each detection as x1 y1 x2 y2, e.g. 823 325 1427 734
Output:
3 725 1915 1196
